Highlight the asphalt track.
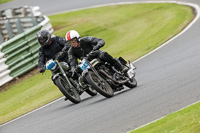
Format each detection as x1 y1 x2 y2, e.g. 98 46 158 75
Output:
1 0 200 133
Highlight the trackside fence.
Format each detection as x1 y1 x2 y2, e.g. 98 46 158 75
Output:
0 6 54 87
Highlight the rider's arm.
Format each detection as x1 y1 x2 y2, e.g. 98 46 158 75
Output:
68 47 78 70
38 48 46 69
56 36 70 52
85 36 105 50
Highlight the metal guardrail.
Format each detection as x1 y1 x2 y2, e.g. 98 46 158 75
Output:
0 6 41 18
0 6 43 43
1 25 41 77
0 17 44 42
0 6 54 87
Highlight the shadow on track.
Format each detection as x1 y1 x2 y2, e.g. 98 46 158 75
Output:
88 86 139 105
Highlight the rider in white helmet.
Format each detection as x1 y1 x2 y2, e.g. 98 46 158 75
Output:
66 30 128 74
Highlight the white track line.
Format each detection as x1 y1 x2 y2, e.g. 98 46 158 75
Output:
0 97 64 127
133 1 200 63
1 1 200 129
128 100 200 132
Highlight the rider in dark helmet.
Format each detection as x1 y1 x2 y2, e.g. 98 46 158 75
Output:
37 29 51 47
66 30 128 74
37 29 70 73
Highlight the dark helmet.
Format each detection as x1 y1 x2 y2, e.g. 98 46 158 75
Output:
37 30 51 47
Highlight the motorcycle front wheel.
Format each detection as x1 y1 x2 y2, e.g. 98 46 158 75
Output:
54 75 81 104
85 71 114 98
85 86 97 96
124 77 137 88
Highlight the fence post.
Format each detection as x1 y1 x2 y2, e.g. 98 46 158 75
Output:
4 20 14 39
0 31 3 43
15 18 23 34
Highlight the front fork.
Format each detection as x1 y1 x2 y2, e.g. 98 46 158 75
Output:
126 60 136 78
86 59 113 90
55 60 74 89
86 59 105 82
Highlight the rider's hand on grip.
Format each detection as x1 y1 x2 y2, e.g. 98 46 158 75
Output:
39 68 45 73
87 50 97 58
58 51 64 57
93 45 100 51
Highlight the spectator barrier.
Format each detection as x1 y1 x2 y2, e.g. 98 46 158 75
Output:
0 6 54 87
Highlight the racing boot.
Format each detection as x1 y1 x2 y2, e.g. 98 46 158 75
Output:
113 59 129 72
100 51 128 72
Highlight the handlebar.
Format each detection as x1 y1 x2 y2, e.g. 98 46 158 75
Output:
86 50 98 59
55 51 68 60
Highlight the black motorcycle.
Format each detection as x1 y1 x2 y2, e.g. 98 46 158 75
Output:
77 51 137 98
45 56 97 104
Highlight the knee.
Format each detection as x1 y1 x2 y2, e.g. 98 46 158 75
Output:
99 51 113 61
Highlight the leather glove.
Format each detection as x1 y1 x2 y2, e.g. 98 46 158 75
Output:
87 50 99 61
58 51 64 57
56 51 65 60
87 50 95 57
39 68 45 73
93 45 100 51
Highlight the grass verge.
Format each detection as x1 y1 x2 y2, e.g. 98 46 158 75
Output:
0 71 63 124
0 0 13 4
0 3 195 126
130 102 200 133
49 3 194 61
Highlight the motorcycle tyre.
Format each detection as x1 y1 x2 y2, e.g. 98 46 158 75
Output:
85 86 97 96
85 71 114 98
124 77 137 88
54 76 81 104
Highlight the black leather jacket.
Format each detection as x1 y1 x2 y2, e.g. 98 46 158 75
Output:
38 36 70 69
68 36 105 68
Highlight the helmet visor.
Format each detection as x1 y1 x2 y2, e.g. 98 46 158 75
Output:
39 37 47 43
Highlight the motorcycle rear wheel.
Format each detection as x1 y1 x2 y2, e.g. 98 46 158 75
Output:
85 71 114 98
54 76 81 104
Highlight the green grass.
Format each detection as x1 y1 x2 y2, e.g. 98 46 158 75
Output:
130 102 200 133
0 0 13 4
0 3 195 127
0 71 63 124
49 3 194 61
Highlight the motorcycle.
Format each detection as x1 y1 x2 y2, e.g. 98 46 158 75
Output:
77 51 137 98
45 55 97 104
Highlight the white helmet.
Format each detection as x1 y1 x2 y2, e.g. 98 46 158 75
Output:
65 30 80 41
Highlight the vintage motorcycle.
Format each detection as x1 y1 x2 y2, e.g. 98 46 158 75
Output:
77 51 137 98
45 55 97 104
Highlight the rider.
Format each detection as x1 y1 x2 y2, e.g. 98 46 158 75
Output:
37 29 70 74
66 30 128 74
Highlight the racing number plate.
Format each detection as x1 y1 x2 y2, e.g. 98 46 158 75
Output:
79 59 90 71
46 59 57 70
